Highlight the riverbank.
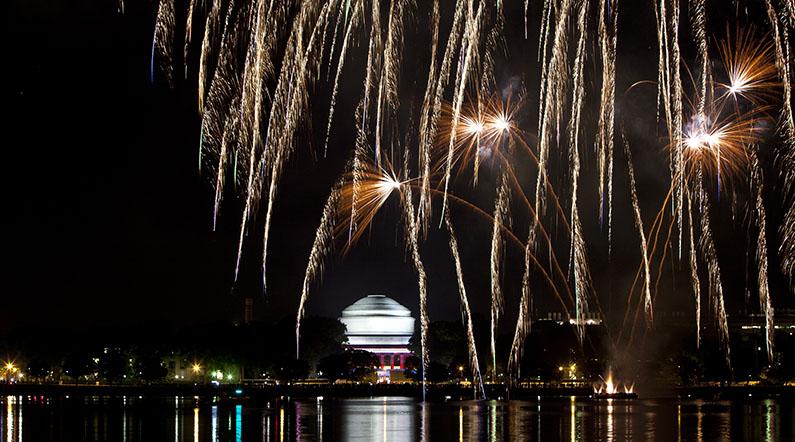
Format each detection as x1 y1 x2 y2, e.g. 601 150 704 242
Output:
2 382 793 400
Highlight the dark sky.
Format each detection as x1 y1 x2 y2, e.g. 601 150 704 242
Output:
3 0 791 334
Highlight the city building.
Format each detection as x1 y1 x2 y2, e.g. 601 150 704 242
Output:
339 294 415 381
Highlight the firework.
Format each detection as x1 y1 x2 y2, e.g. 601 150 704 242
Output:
440 2 484 222
717 27 778 105
149 0 795 389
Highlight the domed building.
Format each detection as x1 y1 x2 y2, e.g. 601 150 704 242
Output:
339 294 415 371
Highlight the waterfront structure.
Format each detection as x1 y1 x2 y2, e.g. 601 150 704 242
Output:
339 294 415 378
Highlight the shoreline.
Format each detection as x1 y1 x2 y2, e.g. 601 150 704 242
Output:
1 383 792 401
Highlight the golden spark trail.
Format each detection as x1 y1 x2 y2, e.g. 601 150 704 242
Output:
414 185 571 310
570 0 591 343
212 97 242 230
260 2 335 294
421 0 465 233
441 1 483 223
623 136 653 326
198 0 225 114
349 0 381 244
490 175 510 382
534 0 573 258
690 0 708 115
765 0 795 282
695 166 731 367
400 186 430 401
374 0 408 166
671 0 684 260
445 211 486 399
152 0 175 86
417 0 440 235
750 147 775 363
183 0 197 79
296 182 342 358
686 189 701 348
324 1 345 81
597 0 618 249
509 223 537 384
323 0 363 157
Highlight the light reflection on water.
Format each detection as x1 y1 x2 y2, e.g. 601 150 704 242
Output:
0 394 793 441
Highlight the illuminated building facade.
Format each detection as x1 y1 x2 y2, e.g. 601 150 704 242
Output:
339 294 415 372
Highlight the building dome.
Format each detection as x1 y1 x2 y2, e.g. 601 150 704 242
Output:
339 294 415 353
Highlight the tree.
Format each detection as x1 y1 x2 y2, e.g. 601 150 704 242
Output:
294 316 347 371
62 352 94 384
277 359 309 381
99 348 129 384
135 352 167 383
25 357 50 381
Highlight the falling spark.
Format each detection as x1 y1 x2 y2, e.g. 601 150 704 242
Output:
152 0 176 86
686 189 702 348
417 0 441 236
324 0 363 157
597 0 618 249
445 211 486 400
569 0 592 344
623 136 653 326
296 182 342 358
690 0 708 115
750 147 775 363
212 97 242 230
197 0 226 114
764 0 795 284
535 0 573 249
694 166 731 368
441 2 484 222
490 174 510 382
400 185 430 401
183 0 198 79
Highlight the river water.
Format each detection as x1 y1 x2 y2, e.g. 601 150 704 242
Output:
1 394 793 441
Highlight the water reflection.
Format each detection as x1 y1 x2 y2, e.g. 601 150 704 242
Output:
0 395 792 441
193 406 199 442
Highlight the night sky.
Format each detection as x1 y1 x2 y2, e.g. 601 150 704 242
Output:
4 0 792 334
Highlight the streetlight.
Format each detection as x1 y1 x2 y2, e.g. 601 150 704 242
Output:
191 363 202 374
